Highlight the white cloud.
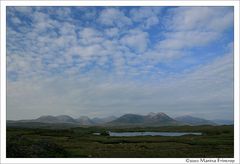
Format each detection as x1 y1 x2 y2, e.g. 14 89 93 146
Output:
130 7 161 29
11 17 21 24
51 7 72 18
157 31 219 50
32 12 54 32
167 7 233 32
120 29 149 53
98 8 132 27
14 6 33 14
104 28 119 38
143 49 184 63
78 27 105 45
151 7 233 60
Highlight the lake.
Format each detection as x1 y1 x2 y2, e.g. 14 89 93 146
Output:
108 131 202 137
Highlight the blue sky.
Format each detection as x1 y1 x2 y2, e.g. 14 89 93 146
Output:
6 6 234 120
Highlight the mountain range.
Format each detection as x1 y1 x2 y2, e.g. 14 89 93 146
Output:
7 112 233 127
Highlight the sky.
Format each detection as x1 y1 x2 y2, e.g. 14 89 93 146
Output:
6 6 234 120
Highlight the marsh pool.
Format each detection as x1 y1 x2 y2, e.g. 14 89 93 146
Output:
108 131 202 137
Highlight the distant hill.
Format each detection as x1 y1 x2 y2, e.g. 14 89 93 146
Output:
34 115 77 124
92 116 117 124
7 115 117 126
213 119 233 125
108 112 182 126
55 115 77 123
75 116 94 125
174 115 216 125
145 112 176 123
110 114 145 124
35 115 77 124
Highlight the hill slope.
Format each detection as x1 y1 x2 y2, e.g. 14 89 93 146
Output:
175 115 216 125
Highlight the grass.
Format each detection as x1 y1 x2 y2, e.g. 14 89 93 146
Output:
6 125 233 158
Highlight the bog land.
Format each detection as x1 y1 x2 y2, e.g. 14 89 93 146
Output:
7 125 233 158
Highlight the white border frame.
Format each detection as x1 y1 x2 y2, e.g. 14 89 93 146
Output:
1 1 239 164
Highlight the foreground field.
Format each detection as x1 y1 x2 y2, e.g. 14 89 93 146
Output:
7 125 233 158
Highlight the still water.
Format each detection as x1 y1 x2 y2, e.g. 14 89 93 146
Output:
108 131 202 137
